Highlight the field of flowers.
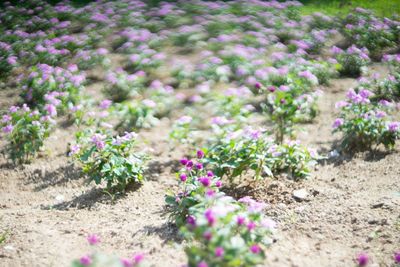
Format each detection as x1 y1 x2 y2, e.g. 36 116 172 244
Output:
0 0 399 266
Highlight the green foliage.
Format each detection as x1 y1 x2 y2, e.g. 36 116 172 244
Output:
71 131 148 191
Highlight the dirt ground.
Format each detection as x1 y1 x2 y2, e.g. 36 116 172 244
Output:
0 52 399 267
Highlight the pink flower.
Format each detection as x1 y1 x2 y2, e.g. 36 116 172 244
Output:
45 104 57 117
356 252 369 266
332 118 344 129
179 173 187 182
394 251 400 264
79 255 92 266
388 122 400 132
199 177 211 187
132 253 144 265
204 209 216 226
196 150 204 159
215 247 224 257
99 99 112 109
87 234 100 245
197 261 208 267
120 258 133 267
250 244 261 254
2 124 13 134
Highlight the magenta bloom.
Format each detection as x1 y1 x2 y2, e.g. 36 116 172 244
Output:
254 82 261 90
121 258 133 267
207 171 214 177
215 180 222 188
215 247 224 257
197 261 208 267
180 173 187 182
180 158 188 165
87 234 100 245
356 252 369 266
99 99 112 109
195 162 203 170
237 216 246 226
250 244 261 254
394 251 400 264
199 177 211 187
333 118 344 129
187 215 196 226
388 122 400 132
2 124 13 134
205 209 216 226
203 231 212 241
132 253 145 264
196 150 205 159
79 255 92 266
247 221 256 231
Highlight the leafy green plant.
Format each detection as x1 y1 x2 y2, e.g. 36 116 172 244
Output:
1 104 54 164
115 99 159 132
70 131 148 191
332 45 370 77
333 89 400 151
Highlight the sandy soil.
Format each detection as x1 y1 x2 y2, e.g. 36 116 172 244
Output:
0 52 399 267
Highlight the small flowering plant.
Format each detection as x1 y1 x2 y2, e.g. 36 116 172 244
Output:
262 88 319 143
1 104 54 164
204 127 276 182
165 150 222 227
332 45 370 77
182 195 276 267
71 234 147 267
19 64 85 109
103 70 146 102
333 89 400 151
70 131 148 191
115 99 159 132
169 116 194 144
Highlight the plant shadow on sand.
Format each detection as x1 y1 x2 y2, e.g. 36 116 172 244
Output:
134 222 183 244
145 159 181 181
318 139 396 166
28 163 83 191
42 182 142 210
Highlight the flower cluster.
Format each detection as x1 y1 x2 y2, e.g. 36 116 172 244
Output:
71 234 147 267
333 88 400 151
166 151 276 267
332 45 370 77
70 130 148 191
0 104 55 163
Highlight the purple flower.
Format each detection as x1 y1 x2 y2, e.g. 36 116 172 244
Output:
215 247 224 257
388 122 400 132
99 99 112 109
197 261 208 267
250 244 261 254
187 215 196 226
121 258 133 267
215 180 222 188
237 216 246 226
179 173 187 182
68 144 80 156
45 104 57 117
2 115 11 123
195 162 203 170
79 255 92 266
247 221 257 231
203 231 212 241
394 251 400 264
87 234 100 245
2 124 13 134
180 158 188 165
91 134 106 150
204 209 216 226
196 150 205 159
207 171 214 177
132 253 145 265
356 252 369 266
199 177 211 187
333 118 344 129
